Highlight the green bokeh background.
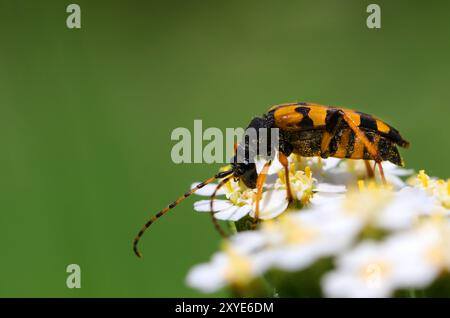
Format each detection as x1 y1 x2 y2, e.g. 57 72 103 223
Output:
0 0 449 297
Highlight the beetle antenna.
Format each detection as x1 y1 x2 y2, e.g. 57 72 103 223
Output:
209 175 234 238
133 169 233 258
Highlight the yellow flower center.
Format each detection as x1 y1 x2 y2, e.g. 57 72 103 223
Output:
263 216 318 245
435 179 450 209
344 182 393 218
426 245 447 268
222 243 253 287
275 165 314 204
417 170 430 188
360 260 390 288
409 171 450 209
223 179 255 207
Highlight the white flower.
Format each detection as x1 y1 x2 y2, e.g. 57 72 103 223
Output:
192 177 289 221
255 154 284 175
193 178 255 221
185 234 271 293
317 182 436 232
192 159 345 221
186 152 449 297
308 182 347 207
186 210 359 293
409 170 450 213
318 159 413 189
274 165 315 204
287 155 413 189
322 220 450 297
252 210 360 271
259 163 346 217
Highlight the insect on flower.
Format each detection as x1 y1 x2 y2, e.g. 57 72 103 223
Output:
133 102 410 257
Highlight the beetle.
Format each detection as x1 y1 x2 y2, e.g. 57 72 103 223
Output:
133 102 409 257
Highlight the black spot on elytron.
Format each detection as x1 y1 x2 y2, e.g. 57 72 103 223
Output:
295 106 310 116
324 108 342 132
387 127 402 144
298 117 314 129
357 113 377 131
295 106 314 129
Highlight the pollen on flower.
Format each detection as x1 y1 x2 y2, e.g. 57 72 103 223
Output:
305 166 312 179
409 170 450 209
275 166 315 204
417 170 430 188
224 178 255 207
356 180 379 191
357 179 365 191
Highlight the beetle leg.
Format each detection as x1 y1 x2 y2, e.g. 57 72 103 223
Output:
278 152 293 203
252 160 272 230
364 160 375 178
377 161 387 185
338 110 380 161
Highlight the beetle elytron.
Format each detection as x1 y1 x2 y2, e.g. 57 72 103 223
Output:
133 102 409 257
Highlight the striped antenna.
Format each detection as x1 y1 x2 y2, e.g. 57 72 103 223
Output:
209 175 234 238
133 170 233 258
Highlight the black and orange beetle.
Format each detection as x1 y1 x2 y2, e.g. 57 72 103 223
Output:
133 102 409 257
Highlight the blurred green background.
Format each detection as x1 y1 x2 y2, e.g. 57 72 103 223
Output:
0 0 449 297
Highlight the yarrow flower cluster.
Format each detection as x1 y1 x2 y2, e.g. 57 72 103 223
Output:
186 154 450 297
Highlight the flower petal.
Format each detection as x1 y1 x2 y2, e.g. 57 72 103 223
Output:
186 254 228 293
321 157 342 170
215 205 251 221
309 192 344 207
382 162 414 176
250 190 289 219
255 155 283 175
194 200 232 212
191 183 225 196
315 183 347 193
